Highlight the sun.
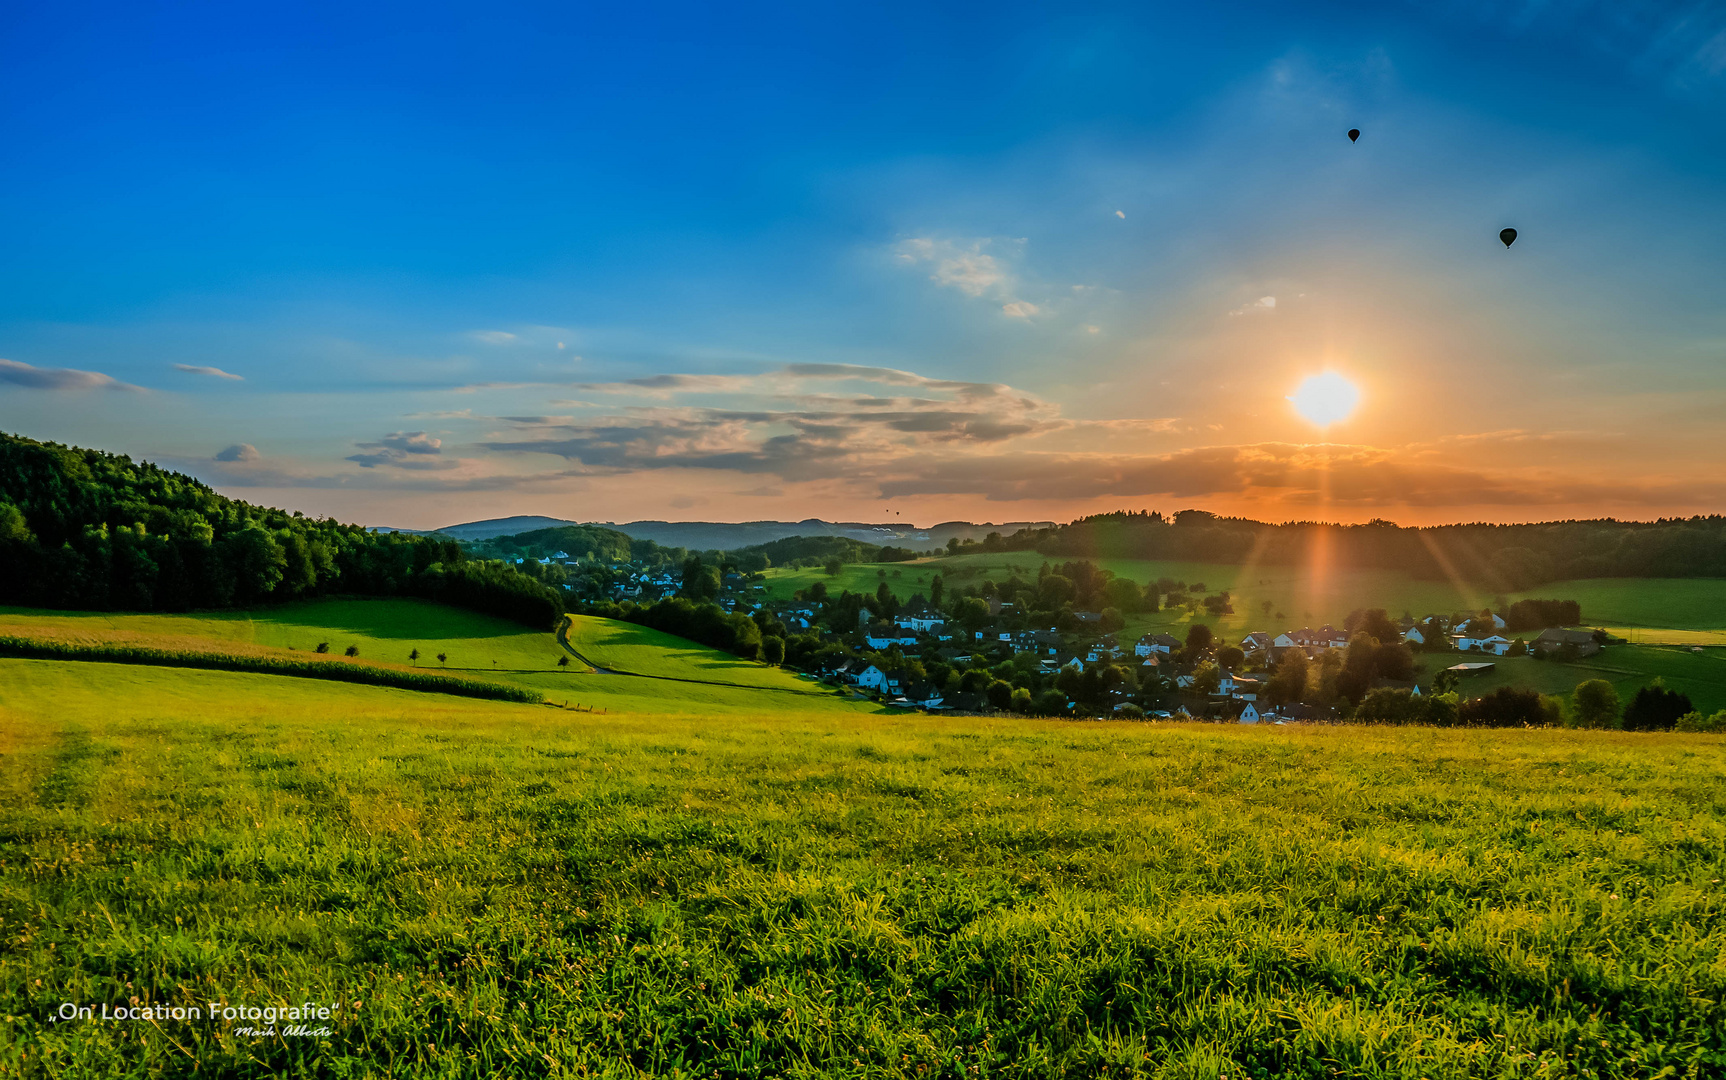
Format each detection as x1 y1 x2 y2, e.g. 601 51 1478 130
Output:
1287 372 1361 427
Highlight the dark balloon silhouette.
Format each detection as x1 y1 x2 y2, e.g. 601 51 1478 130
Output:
1348 128 1360 142
1500 228 1518 248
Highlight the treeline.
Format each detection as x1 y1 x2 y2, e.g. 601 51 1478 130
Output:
580 597 766 661
0 432 564 628
975 509 1726 590
0 634 541 703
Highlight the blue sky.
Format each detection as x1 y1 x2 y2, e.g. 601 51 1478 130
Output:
3 1 1725 527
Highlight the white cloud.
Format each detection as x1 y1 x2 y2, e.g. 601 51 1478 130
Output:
1228 295 1277 316
1002 301 1040 319
173 363 244 380
471 330 518 345
1115 210 1126 219
0 358 143 392
214 443 260 462
893 237 1009 298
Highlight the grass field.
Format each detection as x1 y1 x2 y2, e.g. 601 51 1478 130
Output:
0 601 879 719
2 660 1723 1078
760 557 1726 643
1427 646 1726 716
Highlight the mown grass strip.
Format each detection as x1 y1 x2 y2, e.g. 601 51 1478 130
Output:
0 634 541 704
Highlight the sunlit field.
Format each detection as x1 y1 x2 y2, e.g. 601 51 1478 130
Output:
0 600 879 719
3 660 1724 1078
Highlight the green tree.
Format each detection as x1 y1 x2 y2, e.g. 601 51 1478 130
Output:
409 648 420 665
681 556 721 601
1184 623 1213 657
1099 607 1125 632
1264 649 1308 707
1191 661 1221 696
986 679 1015 711
557 654 571 668
1009 686 1033 713
1623 679 1693 732
1038 574 1074 607
344 644 359 657
1572 679 1620 729
761 636 785 665
929 575 943 607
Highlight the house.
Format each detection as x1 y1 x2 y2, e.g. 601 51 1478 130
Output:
1531 628 1601 657
1240 632 1274 655
864 623 920 649
1227 701 1262 724
1027 629 1063 656
855 665 889 690
1223 675 1262 701
1136 633 1180 657
1451 632 1512 655
1403 626 1426 645
1316 625 1349 649
900 681 945 709
1073 611 1103 624
895 605 946 633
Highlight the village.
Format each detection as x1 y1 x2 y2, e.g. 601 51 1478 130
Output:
517 550 1605 720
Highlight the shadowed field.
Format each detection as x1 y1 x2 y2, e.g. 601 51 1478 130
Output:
2 659 1723 1078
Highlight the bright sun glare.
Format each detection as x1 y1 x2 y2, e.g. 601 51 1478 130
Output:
1287 372 1361 427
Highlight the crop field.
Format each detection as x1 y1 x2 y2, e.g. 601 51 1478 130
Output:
2 659 1724 1078
0 601 877 719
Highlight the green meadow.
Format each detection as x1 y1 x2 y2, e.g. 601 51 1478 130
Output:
2 659 1724 1078
0 600 876 719
760 555 1726 645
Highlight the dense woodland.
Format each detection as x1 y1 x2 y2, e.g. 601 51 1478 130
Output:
0 433 564 627
964 509 1726 589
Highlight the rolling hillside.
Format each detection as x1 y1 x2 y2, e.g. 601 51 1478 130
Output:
0 598 878 717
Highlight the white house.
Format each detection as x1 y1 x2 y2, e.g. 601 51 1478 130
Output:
1136 633 1180 657
1404 627 1426 645
1241 632 1274 655
1451 633 1512 656
1237 702 1261 724
895 611 946 633
855 665 890 690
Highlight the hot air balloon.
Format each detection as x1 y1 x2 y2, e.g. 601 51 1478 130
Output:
1347 128 1360 142
1499 228 1517 248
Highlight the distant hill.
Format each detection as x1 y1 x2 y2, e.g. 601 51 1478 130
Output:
429 515 585 540
434 516 1055 551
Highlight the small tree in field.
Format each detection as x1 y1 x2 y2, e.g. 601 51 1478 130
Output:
409 648 420 666
344 644 359 657
1572 679 1620 729
315 642 330 654
557 655 570 668
437 653 447 665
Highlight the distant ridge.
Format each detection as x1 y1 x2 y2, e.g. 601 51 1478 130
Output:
428 516 1055 549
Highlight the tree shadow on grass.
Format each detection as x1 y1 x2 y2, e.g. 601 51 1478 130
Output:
249 597 525 642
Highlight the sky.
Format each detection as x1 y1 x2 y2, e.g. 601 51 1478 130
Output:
3 0 1725 530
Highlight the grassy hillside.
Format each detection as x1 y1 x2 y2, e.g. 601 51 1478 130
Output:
0 599 878 718
762 555 1726 640
2 661 1723 1077
1429 645 1726 715
564 614 827 691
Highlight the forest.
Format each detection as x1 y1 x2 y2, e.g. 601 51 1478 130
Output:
0 432 564 627
969 509 1726 589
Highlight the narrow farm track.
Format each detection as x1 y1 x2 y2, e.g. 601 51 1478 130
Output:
555 617 835 698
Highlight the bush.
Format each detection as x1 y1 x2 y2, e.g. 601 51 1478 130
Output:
1115 703 1144 719
1010 686 1033 713
1675 710 1726 733
760 635 785 665
1571 679 1621 729
0 635 539 703
1623 679 1695 732
1459 686 1553 728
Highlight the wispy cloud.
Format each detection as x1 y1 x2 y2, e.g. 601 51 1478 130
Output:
173 363 244 380
214 443 260 462
347 431 451 469
470 330 518 345
0 358 143 392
